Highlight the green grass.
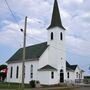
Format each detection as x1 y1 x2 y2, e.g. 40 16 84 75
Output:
0 82 73 90
0 82 31 89
45 88 71 90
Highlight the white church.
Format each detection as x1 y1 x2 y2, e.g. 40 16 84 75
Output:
6 0 84 85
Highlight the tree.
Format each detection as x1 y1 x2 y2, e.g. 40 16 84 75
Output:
0 64 7 81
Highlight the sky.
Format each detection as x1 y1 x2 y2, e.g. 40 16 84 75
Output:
0 0 90 75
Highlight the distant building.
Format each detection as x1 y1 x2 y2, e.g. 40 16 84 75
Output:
6 0 84 85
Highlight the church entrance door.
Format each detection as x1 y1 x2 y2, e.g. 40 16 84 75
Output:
60 69 64 83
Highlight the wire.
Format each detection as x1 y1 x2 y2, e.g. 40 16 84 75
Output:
4 0 90 57
4 0 20 29
26 34 66 53
26 33 90 58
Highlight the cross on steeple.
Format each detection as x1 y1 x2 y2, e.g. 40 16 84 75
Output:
47 0 65 30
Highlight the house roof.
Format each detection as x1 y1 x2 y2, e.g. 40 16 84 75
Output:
66 67 74 71
38 65 57 71
66 61 77 71
6 42 48 63
47 0 65 30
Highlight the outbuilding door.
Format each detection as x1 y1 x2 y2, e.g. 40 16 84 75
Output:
60 69 64 83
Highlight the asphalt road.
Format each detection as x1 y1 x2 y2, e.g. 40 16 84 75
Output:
0 87 90 90
73 87 90 90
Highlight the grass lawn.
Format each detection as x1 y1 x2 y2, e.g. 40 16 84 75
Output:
46 88 72 90
0 82 31 89
0 82 73 90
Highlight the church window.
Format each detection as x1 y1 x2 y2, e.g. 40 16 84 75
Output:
30 65 33 78
60 32 63 40
51 32 53 40
10 67 13 78
16 66 19 78
81 72 82 78
76 72 78 78
60 69 63 73
31 73 33 78
51 72 54 79
79 74 80 79
24 65 25 78
67 72 69 78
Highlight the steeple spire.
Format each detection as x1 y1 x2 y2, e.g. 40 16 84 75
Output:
47 0 65 30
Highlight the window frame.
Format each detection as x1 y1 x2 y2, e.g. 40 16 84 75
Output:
60 32 63 40
67 72 69 78
76 72 78 78
16 66 19 79
10 67 13 78
30 65 33 79
51 72 54 79
51 32 53 40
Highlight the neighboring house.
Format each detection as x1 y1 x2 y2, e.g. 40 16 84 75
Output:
84 76 90 84
6 0 84 85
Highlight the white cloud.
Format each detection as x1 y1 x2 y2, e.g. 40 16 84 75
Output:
0 21 21 46
0 0 90 56
66 35 90 56
0 18 47 47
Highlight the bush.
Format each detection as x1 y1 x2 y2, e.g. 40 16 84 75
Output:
29 80 35 88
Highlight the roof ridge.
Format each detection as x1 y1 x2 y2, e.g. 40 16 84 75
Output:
71 65 77 66
38 64 57 71
22 42 47 49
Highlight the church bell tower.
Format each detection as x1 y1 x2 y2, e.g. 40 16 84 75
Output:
47 0 67 81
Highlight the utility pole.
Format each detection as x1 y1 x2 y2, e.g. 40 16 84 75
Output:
21 16 27 90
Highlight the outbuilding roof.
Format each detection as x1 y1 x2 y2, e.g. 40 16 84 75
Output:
66 61 77 71
38 65 57 71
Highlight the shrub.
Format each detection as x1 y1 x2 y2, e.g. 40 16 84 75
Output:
29 80 35 88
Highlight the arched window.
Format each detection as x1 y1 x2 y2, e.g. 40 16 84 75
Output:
81 72 82 78
60 32 63 40
51 32 53 40
60 69 63 73
79 74 80 79
67 72 69 78
24 65 25 78
51 72 54 79
10 67 13 78
30 65 33 78
16 66 19 78
76 72 78 78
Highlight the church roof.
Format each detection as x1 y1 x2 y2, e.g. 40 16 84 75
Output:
38 65 57 71
6 42 48 63
6 42 78 72
66 61 77 71
47 0 65 30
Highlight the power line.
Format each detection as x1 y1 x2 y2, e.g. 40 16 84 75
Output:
4 0 90 56
4 0 20 29
26 34 66 53
26 33 90 58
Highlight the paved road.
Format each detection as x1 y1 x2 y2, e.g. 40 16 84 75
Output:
73 87 90 90
0 87 90 90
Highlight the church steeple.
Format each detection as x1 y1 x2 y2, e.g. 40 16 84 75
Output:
47 0 65 30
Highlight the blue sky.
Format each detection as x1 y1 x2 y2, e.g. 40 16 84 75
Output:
0 0 90 75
